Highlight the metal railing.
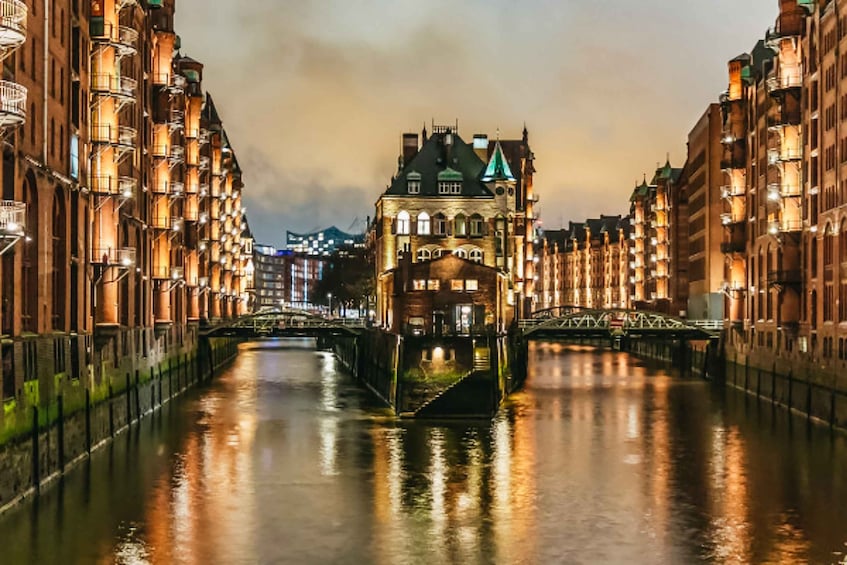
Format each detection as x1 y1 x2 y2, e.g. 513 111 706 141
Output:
91 246 136 267
0 80 26 127
0 0 27 52
91 74 137 98
0 200 25 236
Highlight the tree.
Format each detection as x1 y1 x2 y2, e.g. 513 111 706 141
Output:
311 244 374 317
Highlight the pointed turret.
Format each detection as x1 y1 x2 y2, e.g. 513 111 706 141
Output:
481 140 515 182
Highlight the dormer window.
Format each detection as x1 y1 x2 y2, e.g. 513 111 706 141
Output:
439 182 462 195
406 171 421 194
437 168 463 195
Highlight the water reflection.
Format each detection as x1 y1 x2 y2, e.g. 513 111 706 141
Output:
1 340 847 564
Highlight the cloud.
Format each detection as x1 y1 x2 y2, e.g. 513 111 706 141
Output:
175 0 777 242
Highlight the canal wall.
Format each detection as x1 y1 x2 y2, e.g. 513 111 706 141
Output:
0 329 240 515
332 330 518 418
624 338 721 379
723 343 847 430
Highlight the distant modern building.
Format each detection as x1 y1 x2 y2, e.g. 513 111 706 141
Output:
253 245 327 311
286 226 364 256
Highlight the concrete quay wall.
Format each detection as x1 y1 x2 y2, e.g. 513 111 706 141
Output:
0 330 239 515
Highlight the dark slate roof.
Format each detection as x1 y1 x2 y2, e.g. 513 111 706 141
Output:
203 93 222 129
541 228 570 249
384 132 493 198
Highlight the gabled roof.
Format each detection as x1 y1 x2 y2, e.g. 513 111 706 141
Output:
384 132 493 198
481 140 515 182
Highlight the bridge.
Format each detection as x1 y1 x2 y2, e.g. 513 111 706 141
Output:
203 308 365 339
519 308 720 341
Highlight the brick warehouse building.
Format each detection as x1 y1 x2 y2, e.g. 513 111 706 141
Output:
372 124 537 332
0 1 252 401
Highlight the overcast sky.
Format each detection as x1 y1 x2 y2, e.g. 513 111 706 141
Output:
175 1 776 247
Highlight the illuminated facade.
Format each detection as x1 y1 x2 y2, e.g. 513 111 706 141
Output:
536 216 632 311
252 245 327 311
286 225 363 256
0 0 252 400
373 124 536 331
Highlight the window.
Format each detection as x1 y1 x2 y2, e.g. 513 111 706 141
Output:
433 248 447 258
416 248 431 262
465 280 479 292
454 248 468 259
451 280 464 291
408 180 420 194
469 249 483 263
417 212 430 235
413 279 427 290
427 279 440 291
433 213 446 235
396 211 410 235
439 181 462 195
454 214 467 236
469 214 484 236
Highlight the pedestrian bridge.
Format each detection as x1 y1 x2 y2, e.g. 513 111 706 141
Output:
203 308 365 339
519 307 720 340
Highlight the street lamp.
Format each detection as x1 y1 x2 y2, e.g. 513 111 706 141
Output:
327 292 332 317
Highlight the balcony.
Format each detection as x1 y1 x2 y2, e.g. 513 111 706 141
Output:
150 216 171 230
721 185 745 199
0 199 25 238
91 23 138 58
91 247 136 267
768 219 803 235
0 80 26 127
721 212 745 226
168 109 184 133
199 129 211 145
768 147 802 164
199 156 211 171
767 182 801 199
169 182 185 198
90 175 137 198
91 74 137 101
169 145 185 165
766 74 802 94
768 269 803 287
0 1 27 53
721 240 746 254
91 124 137 149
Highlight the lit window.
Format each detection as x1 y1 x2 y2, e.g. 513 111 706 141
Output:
408 180 420 194
453 249 468 259
397 211 410 235
416 248 431 262
451 279 464 291
439 181 462 195
469 249 483 263
417 212 431 235
413 279 427 290
465 280 478 292
433 213 446 235
427 279 440 290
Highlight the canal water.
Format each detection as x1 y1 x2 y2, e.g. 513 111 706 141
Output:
1 340 847 564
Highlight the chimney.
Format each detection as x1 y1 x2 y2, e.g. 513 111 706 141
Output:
473 134 489 161
402 133 419 167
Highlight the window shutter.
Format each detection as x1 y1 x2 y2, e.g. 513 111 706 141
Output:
391 219 397 235
411 218 417 235
447 222 453 236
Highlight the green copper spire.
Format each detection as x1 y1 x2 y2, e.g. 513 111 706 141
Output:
481 140 515 182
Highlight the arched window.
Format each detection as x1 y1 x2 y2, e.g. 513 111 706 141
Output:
469 248 483 263
454 213 467 237
453 248 468 259
22 175 38 332
469 214 484 236
433 213 446 236
396 211 410 235
433 248 446 258
417 212 430 235
416 248 431 262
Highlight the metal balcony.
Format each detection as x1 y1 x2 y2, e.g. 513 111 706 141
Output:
0 199 25 237
91 246 136 267
0 79 26 127
90 175 137 198
767 182 801 199
150 216 171 230
768 147 802 164
91 124 137 148
721 212 745 226
720 185 745 199
199 129 211 145
91 74 137 101
117 0 138 10
91 23 138 58
169 145 185 165
766 74 802 94
184 205 199 222
199 156 211 171
0 0 27 56
169 182 185 198
168 109 184 133
768 220 803 235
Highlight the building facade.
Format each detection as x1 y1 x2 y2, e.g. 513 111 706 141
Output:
373 124 536 332
253 244 326 312
536 215 632 311
0 0 252 401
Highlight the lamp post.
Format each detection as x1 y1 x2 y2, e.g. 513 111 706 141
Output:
327 292 332 317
